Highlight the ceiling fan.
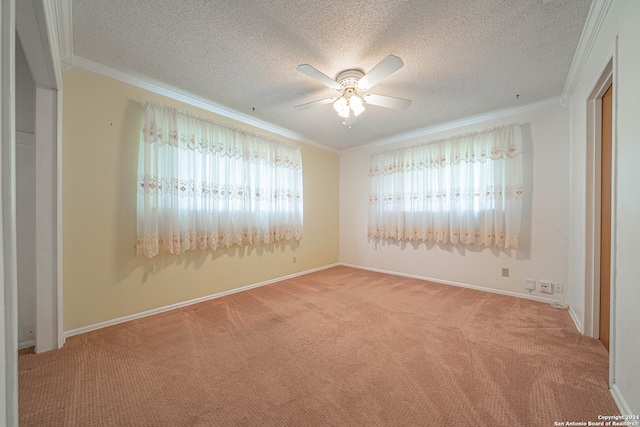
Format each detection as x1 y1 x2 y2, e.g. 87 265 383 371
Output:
295 55 412 127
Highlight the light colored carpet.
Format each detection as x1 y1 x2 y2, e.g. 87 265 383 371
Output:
19 266 618 426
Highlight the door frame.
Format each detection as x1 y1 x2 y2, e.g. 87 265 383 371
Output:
584 44 617 386
1 0 19 424
3 1 67 422
16 0 68 353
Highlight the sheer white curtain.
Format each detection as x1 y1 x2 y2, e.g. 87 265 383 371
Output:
137 101 303 258
368 124 523 249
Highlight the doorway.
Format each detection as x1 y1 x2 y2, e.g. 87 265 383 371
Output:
599 83 612 352
16 0 64 352
583 51 618 388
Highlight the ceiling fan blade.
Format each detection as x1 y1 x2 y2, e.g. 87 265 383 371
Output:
294 97 335 111
296 64 342 90
363 93 412 110
357 55 404 90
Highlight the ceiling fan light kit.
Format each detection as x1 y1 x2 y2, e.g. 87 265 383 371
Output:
295 55 411 127
333 70 366 125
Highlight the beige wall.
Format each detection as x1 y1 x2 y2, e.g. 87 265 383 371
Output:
62 67 339 331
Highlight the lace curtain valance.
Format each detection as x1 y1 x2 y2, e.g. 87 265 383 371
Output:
137 101 304 258
368 124 524 249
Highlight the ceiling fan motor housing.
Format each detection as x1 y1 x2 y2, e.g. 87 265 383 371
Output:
336 70 364 90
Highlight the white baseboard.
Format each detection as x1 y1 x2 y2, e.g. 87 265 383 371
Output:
340 262 570 307
568 304 583 333
610 384 633 415
64 262 579 338
18 339 35 350
65 263 340 338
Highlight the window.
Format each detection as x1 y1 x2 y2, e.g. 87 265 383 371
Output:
136 102 303 258
368 124 523 248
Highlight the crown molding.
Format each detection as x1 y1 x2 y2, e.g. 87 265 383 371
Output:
561 0 613 104
72 56 338 154
342 97 561 153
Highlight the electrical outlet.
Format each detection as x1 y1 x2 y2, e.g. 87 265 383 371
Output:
538 280 553 294
501 268 509 277
292 256 297 263
524 279 535 291
554 282 563 294
21 328 34 341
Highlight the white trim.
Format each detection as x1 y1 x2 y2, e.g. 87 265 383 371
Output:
561 0 613 103
340 263 572 308
585 95 599 339
71 56 339 154
40 0 67 348
568 305 583 334
65 263 340 338
45 0 72 71
343 98 561 153
55 84 64 349
17 339 34 350
610 384 633 415
1 0 19 424
34 86 60 353
607 37 618 388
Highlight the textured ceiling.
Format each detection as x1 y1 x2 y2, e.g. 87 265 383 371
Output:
72 0 592 150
